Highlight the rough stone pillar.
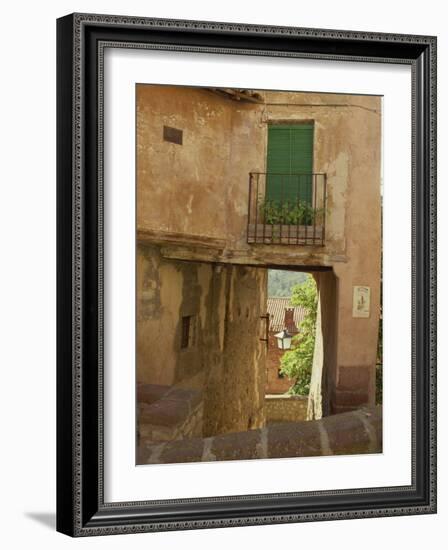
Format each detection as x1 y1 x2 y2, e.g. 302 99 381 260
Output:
202 264 267 436
307 270 338 419
307 295 323 420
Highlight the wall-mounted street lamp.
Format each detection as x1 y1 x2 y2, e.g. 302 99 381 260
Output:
274 329 293 350
260 313 270 350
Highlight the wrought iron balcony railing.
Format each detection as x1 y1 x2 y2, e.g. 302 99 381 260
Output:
247 172 326 246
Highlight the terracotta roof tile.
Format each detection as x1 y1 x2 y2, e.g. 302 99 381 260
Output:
267 297 307 332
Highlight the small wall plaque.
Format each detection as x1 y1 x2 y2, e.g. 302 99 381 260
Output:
352 286 371 318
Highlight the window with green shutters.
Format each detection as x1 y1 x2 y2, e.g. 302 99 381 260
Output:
266 123 314 205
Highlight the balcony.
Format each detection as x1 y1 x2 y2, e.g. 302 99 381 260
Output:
247 172 327 246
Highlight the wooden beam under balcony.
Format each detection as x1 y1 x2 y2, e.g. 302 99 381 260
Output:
137 227 226 251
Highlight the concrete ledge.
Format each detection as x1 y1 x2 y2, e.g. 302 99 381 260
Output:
138 405 382 464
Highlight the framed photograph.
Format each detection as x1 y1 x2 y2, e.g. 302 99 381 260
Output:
56 13 437 536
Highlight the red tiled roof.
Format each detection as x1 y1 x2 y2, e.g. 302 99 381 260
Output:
267 297 307 332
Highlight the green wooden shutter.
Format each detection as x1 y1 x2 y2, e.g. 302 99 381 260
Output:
266 124 314 204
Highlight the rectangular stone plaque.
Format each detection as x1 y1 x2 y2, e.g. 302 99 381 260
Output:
352 286 370 318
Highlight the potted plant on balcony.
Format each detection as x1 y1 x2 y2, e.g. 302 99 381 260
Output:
258 198 322 243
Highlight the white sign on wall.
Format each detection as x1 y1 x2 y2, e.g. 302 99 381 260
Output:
353 286 371 318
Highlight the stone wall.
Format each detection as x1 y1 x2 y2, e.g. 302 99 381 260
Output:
265 395 308 423
138 406 382 464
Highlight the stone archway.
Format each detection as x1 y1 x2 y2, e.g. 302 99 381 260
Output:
264 266 338 421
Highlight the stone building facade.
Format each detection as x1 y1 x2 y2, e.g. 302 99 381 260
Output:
136 84 381 449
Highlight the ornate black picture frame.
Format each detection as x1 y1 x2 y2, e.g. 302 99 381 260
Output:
56 13 437 536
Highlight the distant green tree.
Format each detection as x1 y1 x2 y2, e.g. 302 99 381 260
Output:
267 270 308 297
279 275 317 395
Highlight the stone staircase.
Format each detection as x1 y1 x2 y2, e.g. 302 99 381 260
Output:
137 383 203 443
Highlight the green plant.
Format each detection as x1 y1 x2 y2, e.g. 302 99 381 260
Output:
259 198 321 226
279 275 318 396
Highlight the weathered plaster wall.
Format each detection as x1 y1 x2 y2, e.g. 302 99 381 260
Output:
137 86 380 265
137 243 267 439
137 85 264 246
137 243 216 387
136 85 381 412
